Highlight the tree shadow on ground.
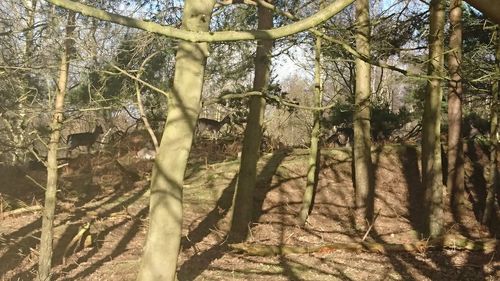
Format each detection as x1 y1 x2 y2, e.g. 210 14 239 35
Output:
58 206 149 281
181 174 237 250
375 144 495 281
177 149 290 280
253 149 291 222
0 218 42 280
464 141 488 223
3 156 149 280
398 145 425 235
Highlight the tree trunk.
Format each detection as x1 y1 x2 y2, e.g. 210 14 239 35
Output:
422 0 446 238
38 11 75 281
354 0 374 222
136 1 215 281
23 0 37 59
447 0 465 216
299 34 322 225
482 27 499 225
229 0 274 243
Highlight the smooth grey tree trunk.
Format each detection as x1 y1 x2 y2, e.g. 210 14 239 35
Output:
422 0 446 238
229 0 274 243
354 0 374 223
136 1 215 281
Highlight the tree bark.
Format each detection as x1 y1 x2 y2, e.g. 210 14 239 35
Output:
38 11 75 281
447 0 465 216
136 1 215 281
354 0 374 222
299 34 322 225
422 0 446 238
482 27 499 225
229 0 274 243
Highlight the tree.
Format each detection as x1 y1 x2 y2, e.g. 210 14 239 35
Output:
37 11 76 281
447 0 465 216
299 32 322 225
0 0 49 165
229 0 274 242
422 0 446 238
483 27 499 225
353 0 374 222
135 1 216 280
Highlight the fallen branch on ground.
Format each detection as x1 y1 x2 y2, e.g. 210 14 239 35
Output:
1 205 42 217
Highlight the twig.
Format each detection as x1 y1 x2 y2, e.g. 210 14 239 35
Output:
25 174 46 191
362 209 380 241
63 222 92 265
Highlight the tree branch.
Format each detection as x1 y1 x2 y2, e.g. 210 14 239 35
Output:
45 0 354 42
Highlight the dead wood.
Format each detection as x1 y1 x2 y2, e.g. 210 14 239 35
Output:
1 205 42 217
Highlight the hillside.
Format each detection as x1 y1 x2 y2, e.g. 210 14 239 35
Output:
0 141 498 280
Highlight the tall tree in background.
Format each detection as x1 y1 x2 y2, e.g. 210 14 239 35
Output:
422 0 446 238
230 0 274 242
37 11 76 281
447 0 465 216
299 32 322 225
482 27 499 225
353 0 374 222
136 1 216 280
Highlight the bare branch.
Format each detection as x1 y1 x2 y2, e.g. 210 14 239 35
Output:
45 0 354 42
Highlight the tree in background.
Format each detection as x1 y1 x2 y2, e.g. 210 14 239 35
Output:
0 0 50 164
299 32 323 225
447 0 465 218
230 0 274 242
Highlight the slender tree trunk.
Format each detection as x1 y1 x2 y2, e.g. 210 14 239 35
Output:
38 12 75 281
299 34 322 225
23 0 37 59
483 28 499 225
422 0 446 238
354 0 374 222
447 0 465 216
136 1 215 281
229 0 274 243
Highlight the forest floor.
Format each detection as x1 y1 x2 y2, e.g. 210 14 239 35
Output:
0 136 499 281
